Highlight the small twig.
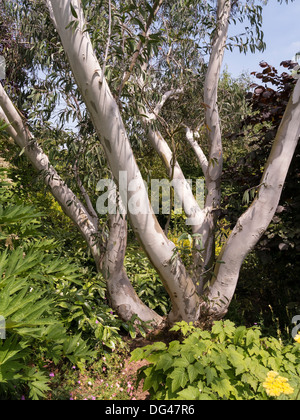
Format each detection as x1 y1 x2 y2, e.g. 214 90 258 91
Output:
118 0 164 96
101 0 112 83
73 159 98 222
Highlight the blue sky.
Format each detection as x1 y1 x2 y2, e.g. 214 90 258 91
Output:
223 0 300 78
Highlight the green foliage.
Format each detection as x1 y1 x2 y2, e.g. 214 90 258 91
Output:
125 245 170 316
52 273 124 351
0 239 96 398
122 314 152 340
0 170 124 399
131 321 300 400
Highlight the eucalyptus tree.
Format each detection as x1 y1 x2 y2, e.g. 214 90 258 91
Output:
0 0 299 325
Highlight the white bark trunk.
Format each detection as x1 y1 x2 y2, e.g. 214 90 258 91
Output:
140 100 206 233
47 0 201 323
105 212 162 324
207 78 300 316
185 127 208 178
201 0 231 278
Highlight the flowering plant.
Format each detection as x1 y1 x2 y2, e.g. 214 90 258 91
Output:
262 333 300 400
263 371 294 397
132 321 300 400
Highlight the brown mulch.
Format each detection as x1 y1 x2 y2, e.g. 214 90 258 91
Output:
122 357 150 400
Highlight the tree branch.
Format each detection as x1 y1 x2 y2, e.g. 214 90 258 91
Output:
185 126 208 178
47 0 201 323
207 78 300 316
153 88 184 116
200 0 231 276
73 159 98 223
138 84 206 233
118 0 164 96
204 0 231 173
0 84 101 267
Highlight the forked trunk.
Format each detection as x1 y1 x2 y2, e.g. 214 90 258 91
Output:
46 0 201 323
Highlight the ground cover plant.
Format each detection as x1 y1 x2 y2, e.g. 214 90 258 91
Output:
131 321 300 400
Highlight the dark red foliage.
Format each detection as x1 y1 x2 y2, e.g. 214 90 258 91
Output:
247 60 297 126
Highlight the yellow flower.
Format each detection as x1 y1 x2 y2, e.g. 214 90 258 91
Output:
170 235 193 257
263 371 294 397
294 334 300 344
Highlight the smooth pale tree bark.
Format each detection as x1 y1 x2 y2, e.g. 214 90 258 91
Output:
0 84 161 324
104 212 162 324
138 86 206 233
185 127 208 179
206 78 300 317
118 0 164 95
45 0 300 324
140 1 231 296
200 0 231 280
46 0 201 323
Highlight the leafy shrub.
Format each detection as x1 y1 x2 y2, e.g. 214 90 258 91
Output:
131 321 300 400
0 231 97 399
0 170 111 398
53 273 125 351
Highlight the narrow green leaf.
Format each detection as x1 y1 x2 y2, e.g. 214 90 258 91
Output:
70 3 78 18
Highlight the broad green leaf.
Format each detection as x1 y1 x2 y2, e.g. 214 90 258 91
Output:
169 367 188 393
187 363 200 383
211 378 234 399
205 366 217 385
177 385 200 400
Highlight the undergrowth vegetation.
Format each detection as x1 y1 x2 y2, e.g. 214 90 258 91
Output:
1 164 300 400
0 167 131 399
132 321 300 400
